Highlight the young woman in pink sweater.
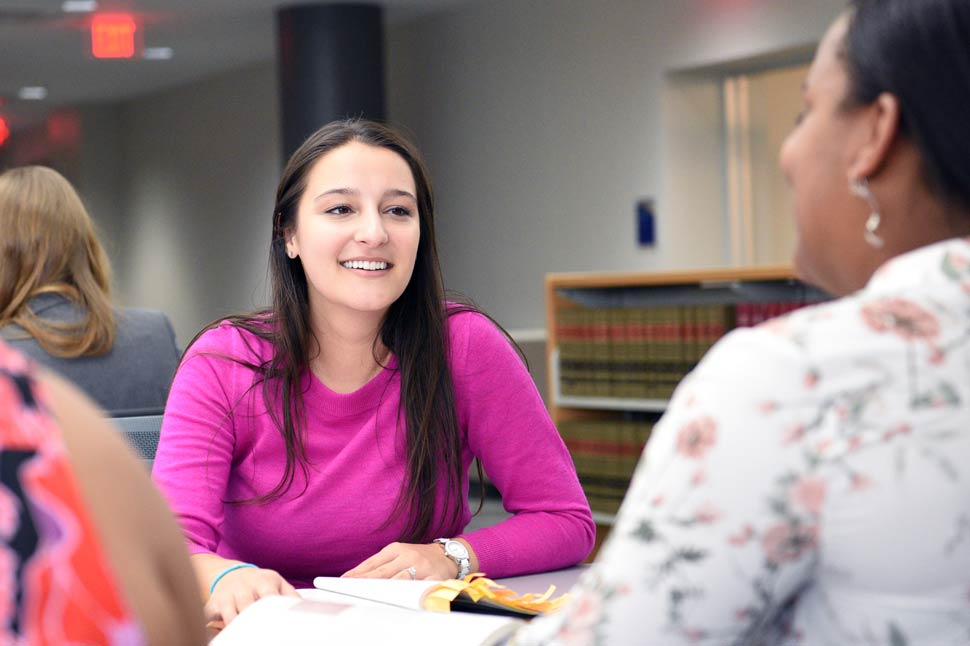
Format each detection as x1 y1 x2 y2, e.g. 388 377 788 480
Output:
151 119 594 628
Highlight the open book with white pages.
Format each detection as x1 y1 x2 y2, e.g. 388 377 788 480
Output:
210 575 572 646
311 575 562 617
209 591 523 646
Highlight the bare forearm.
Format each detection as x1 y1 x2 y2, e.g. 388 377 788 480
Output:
192 553 249 600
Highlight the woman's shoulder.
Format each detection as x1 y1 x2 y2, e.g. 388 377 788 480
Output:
683 299 845 392
445 302 492 329
116 306 173 328
116 307 177 342
751 285 944 362
722 295 854 349
183 317 276 364
694 289 915 392
442 303 526 378
444 303 509 347
0 339 33 378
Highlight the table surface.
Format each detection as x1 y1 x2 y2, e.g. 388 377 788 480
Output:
496 564 588 593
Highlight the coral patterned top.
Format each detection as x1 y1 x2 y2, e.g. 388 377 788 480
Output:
0 340 143 644
518 238 970 645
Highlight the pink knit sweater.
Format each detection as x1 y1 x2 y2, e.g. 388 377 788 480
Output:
152 310 594 587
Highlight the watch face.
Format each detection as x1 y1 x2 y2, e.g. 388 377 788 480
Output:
446 541 468 559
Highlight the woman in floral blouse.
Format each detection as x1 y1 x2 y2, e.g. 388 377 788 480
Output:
518 0 970 644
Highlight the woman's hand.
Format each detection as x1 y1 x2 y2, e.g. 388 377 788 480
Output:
202 563 299 629
342 541 473 580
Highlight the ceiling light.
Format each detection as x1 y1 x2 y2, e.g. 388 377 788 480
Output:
18 86 48 100
143 46 174 60
62 0 98 12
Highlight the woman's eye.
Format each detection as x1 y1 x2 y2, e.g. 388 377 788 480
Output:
326 205 352 215
387 206 413 217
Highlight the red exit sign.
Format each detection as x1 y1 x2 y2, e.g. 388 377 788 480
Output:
91 14 139 59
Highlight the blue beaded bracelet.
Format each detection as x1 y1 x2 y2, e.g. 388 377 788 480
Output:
209 563 258 595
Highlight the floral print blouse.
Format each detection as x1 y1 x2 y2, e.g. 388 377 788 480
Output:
0 340 142 644
518 238 970 645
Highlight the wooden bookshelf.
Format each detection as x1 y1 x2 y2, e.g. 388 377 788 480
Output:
545 266 826 537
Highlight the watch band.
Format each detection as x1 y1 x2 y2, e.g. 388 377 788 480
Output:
433 538 471 579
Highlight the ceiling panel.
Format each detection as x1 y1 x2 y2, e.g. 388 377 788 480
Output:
0 0 470 131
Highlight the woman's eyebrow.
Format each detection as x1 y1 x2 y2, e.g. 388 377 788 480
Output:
385 189 417 201
313 187 357 203
312 188 416 202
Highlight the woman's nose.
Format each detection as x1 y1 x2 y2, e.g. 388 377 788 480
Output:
354 208 389 246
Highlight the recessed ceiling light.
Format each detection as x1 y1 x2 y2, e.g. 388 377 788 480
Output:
143 47 174 60
18 86 48 100
62 0 98 12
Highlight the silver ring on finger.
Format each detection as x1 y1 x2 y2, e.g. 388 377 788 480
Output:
406 566 417 580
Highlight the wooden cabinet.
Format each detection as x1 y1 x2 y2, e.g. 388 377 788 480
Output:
544 266 827 527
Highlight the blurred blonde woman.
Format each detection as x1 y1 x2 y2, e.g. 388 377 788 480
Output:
0 165 180 414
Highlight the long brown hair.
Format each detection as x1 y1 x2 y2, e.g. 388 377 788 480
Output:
186 119 485 542
0 166 115 357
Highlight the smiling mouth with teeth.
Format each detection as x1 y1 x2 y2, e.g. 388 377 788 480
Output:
341 260 390 271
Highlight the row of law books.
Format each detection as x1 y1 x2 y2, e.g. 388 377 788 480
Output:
556 301 809 400
734 301 808 327
559 419 653 516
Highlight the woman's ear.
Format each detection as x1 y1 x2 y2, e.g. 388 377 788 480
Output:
847 91 901 180
284 226 298 259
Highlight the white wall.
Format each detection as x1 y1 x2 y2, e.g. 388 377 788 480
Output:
386 0 845 330
387 0 682 330
78 104 127 263
117 62 281 344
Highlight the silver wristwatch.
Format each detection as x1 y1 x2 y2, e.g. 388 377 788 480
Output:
433 538 470 579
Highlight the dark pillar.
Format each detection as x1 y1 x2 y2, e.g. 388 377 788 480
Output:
276 4 385 160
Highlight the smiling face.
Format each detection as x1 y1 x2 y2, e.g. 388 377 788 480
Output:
284 141 420 324
779 14 875 296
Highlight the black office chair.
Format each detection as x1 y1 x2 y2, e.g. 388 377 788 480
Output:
109 409 164 469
